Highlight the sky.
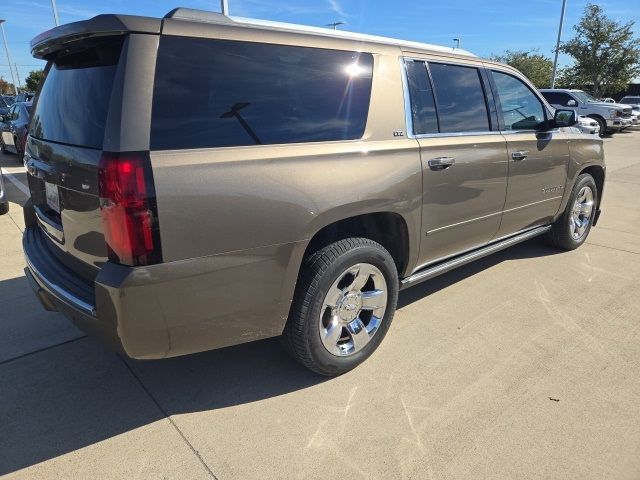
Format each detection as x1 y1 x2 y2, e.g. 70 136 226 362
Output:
1 0 639 89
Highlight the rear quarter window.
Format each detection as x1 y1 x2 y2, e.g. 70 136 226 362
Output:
151 37 374 150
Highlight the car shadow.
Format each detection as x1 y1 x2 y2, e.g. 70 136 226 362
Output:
399 238 560 308
0 237 561 475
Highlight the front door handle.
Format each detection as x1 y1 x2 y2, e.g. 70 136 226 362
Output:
428 157 455 170
511 150 529 161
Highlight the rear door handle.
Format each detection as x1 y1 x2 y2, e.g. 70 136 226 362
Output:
428 157 455 170
511 150 529 161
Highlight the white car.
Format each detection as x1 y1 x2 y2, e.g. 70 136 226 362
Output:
576 115 600 135
619 96 640 109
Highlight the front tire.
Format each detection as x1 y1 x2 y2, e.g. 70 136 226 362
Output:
282 238 399 376
545 173 597 250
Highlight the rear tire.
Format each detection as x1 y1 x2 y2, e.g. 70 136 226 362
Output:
282 238 399 376
0 201 8 215
545 173 597 250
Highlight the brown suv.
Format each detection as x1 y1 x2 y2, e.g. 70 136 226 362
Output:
23 9 605 375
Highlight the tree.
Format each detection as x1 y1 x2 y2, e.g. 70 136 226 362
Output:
0 76 16 95
559 3 640 97
491 50 554 88
25 70 44 92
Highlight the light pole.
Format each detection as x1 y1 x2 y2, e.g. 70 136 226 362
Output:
14 63 21 90
220 0 229 15
453 37 461 49
551 0 567 88
0 20 18 95
51 0 60 26
326 21 344 30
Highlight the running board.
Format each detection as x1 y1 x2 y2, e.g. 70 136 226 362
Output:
400 225 552 289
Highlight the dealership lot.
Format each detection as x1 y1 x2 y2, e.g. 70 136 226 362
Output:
1 131 640 479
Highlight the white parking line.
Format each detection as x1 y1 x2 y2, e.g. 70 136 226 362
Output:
0 166 30 197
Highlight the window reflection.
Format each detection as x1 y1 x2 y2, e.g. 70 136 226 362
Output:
151 38 374 149
493 71 545 131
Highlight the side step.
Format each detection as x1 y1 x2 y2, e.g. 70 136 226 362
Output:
400 225 552 289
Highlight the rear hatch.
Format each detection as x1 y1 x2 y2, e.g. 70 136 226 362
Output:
26 34 126 283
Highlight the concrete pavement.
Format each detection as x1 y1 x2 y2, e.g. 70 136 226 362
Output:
1 131 640 479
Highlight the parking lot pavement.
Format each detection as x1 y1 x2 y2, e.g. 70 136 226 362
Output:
1 132 640 479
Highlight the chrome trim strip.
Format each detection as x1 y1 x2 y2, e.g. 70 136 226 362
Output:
400 58 415 139
413 131 502 139
401 225 551 288
34 205 64 243
502 196 563 214
426 210 503 235
425 197 561 237
24 253 96 317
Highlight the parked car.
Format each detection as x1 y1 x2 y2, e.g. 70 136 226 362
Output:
539 88 632 135
0 96 12 117
619 97 640 127
600 97 616 103
0 169 8 215
0 101 32 162
576 115 600 135
23 10 605 375
14 92 34 103
619 96 640 108
632 105 640 125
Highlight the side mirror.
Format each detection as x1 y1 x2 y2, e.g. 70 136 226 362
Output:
567 99 577 107
553 109 578 128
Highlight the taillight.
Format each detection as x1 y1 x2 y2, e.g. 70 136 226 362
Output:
98 152 162 266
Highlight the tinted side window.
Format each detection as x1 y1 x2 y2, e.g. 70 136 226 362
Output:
492 71 545 131
151 37 373 150
541 92 572 107
541 92 560 105
405 60 438 135
428 63 490 133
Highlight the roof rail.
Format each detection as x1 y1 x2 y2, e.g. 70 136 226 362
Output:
164 7 476 57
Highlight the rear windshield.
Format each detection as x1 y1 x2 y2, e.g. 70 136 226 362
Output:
151 37 373 150
29 37 123 149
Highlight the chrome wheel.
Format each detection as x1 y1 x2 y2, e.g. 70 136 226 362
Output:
569 186 594 240
318 263 388 357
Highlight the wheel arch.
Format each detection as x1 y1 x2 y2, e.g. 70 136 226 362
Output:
585 114 607 135
303 212 412 278
274 210 416 333
579 164 605 221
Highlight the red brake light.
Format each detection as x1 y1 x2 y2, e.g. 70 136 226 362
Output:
98 152 161 266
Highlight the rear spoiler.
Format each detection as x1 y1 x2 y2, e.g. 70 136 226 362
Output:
30 14 161 59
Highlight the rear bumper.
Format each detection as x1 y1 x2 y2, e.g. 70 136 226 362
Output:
23 225 297 359
23 226 125 355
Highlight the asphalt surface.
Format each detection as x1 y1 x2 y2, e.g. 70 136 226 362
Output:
1 130 640 479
